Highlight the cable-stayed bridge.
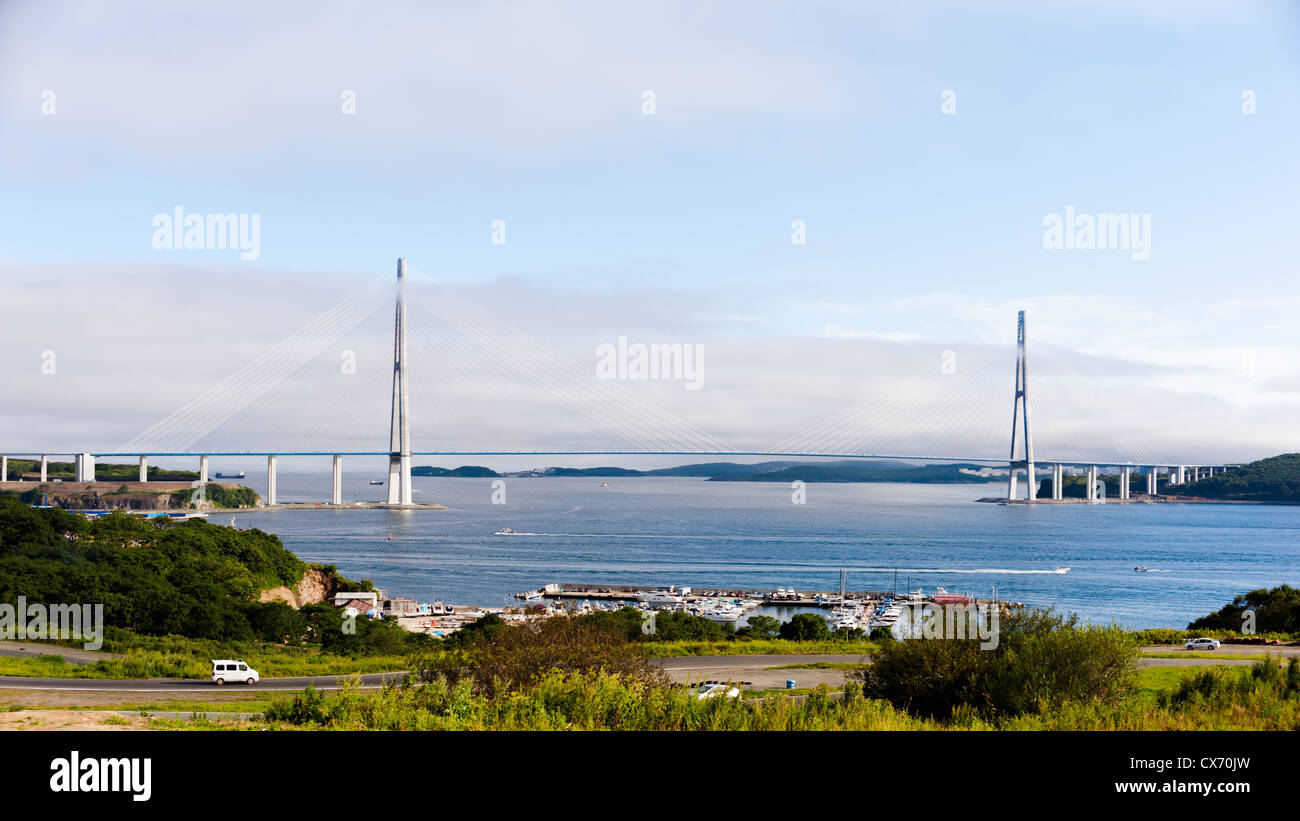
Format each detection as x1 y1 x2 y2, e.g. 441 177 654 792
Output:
0 259 1233 506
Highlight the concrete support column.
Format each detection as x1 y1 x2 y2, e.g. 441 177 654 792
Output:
1051 463 1061 501
1177 465 1185 484
138 456 148 483
1 456 6 483
267 455 277 506
332 455 342 505
40 456 48 482
1026 461 1037 503
1008 468 1018 501
1206 467 1214 478
1120 467 1131 500
199 455 209 484
75 452 95 482
1086 465 1098 502
1147 467 1156 496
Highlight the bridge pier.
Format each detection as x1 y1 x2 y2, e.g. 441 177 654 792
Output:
75 452 95 482
1051 463 1062 500
139 456 148 483
1176 465 1185 484
1120 466 1131 500
267 455 277 506
199 455 209 484
1147 467 1156 495
332 455 342 505
1008 469 1018 501
40 455 47 482
1086 465 1098 502
1 456 6 483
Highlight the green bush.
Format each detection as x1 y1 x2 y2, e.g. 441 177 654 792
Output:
860 608 1137 719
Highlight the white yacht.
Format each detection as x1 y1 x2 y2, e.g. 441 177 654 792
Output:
638 589 684 606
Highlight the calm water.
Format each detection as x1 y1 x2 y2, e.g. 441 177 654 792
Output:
229 474 1300 629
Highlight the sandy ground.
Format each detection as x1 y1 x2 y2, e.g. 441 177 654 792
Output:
0 688 267 708
0 710 157 730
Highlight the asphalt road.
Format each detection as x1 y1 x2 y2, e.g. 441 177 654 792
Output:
1 646 1290 692
0 672 405 692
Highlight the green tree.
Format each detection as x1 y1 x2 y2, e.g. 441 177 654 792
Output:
779 612 831 641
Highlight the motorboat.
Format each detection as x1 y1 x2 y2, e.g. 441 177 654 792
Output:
1134 566 1150 573
1053 566 1071 573
494 527 519 536
638 589 684 606
932 587 972 604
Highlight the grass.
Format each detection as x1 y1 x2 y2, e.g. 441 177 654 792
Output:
0 643 407 680
239 658 1300 732
642 639 876 658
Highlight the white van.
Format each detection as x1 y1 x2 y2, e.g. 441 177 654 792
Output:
211 659 259 685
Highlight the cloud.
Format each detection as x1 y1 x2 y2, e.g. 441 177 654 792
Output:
1 261 1295 465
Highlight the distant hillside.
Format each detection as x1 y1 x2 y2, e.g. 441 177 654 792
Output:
1166 454 1300 503
409 460 996 483
411 465 499 477
710 463 998 484
3 458 198 481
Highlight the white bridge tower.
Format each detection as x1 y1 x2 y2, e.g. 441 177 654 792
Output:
1008 310 1036 501
387 258 413 505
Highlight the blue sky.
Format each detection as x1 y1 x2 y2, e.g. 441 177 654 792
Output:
1 1 1298 464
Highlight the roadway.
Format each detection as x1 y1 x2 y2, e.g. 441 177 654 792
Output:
3 646 1289 693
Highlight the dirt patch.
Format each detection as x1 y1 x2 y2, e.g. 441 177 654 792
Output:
0 710 157 730
0 688 265 709
259 567 342 609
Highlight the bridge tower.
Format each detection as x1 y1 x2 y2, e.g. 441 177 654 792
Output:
1008 310 1036 501
387 258 413 505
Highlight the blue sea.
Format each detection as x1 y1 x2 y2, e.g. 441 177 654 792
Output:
229 474 1300 629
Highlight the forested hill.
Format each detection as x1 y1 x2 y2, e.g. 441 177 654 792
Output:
1170 454 1300 503
0 499 364 640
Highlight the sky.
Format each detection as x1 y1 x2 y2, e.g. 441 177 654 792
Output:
1 0 1298 470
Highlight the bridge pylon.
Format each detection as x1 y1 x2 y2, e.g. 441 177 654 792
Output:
386 258 413 505
1008 310 1036 501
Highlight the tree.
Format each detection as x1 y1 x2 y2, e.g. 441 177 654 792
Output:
1188 585 1300 634
738 614 780 640
779 612 831 641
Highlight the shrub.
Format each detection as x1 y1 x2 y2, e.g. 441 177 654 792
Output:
859 608 1137 719
412 615 667 697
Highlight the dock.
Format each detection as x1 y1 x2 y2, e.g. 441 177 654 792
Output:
516 582 1013 610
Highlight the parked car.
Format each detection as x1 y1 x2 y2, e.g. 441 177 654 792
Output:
211 659 259 685
694 683 740 700
1184 637 1221 650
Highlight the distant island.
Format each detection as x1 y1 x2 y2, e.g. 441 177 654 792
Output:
409 453 1300 503
412 460 1003 484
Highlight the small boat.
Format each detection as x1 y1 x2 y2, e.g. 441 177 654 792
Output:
1134 566 1150 573
369 480 384 485
494 527 518 536
522 589 544 602
1053 566 1071 574
600 481 608 487
932 587 973 604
